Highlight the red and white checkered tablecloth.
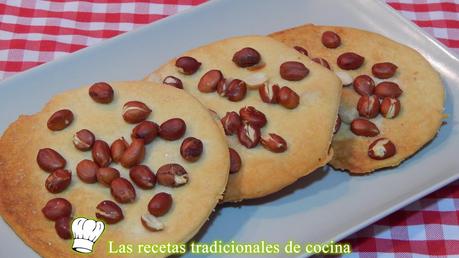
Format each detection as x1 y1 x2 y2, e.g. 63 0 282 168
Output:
0 0 458 257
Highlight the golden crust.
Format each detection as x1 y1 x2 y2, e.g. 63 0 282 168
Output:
271 24 445 173
146 36 341 201
0 81 229 257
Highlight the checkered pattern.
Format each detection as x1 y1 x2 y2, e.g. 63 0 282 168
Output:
0 0 206 79
0 0 458 257
387 0 459 54
343 180 459 257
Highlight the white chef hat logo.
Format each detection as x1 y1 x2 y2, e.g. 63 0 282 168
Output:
71 217 105 253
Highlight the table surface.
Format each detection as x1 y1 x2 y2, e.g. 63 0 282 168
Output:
0 0 458 257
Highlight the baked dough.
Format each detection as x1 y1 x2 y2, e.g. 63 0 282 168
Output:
0 81 229 257
146 36 341 201
271 25 445 173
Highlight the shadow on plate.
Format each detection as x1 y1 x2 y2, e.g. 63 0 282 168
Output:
222 166 331 207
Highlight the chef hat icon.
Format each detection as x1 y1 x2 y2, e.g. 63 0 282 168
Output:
71 217 105 253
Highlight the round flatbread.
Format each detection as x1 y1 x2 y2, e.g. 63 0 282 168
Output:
146 36 341 201
271 24 445 173
0 81 229 257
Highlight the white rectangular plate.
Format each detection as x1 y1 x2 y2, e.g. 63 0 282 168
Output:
1 0 458 257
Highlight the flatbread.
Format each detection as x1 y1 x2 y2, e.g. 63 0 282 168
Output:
0 81 229 257
146 36 341 201
271 24 445 173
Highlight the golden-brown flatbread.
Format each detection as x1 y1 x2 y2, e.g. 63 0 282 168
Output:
271 24 445 173
0 81 229 257
146 36 341 201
